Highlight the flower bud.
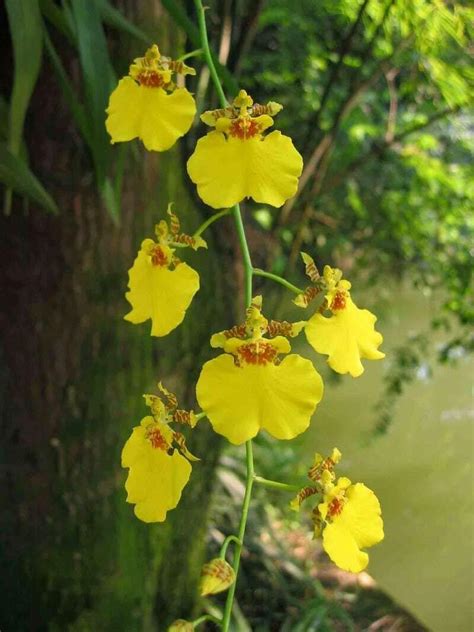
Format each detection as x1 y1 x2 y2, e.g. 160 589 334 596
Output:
199 558 236 596
168 620 193 632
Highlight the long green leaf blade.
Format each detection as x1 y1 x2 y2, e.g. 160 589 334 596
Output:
97 0 151 45
0 143 58 214
43 28 91 146
70 0 115 187
5 0 43 155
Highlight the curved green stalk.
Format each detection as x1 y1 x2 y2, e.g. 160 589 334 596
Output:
193 614 222 628
253 476 301 493
219 535 241 560
193 208 231 237
253 268 303 295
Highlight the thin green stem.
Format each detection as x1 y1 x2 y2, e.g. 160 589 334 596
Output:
219 534 241 560
233 205 254 305
253 476 301 493
221 441 254 630
194 3 255 630
194 411 207 421
193 208 231 238
194 0 227 106
178 48 203 62
253 268 303 295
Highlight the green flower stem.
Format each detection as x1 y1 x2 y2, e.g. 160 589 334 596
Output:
194 2 256 629
178 48 203 62
233 204 254 305
219 534 241 560
253 268 303 295
194 411 207 421
221 440 254 630
253 476 301 493
193 0 227 106
193 208 232 238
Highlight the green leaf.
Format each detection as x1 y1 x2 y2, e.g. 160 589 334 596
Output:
39 0 75 43
69 0 115 186
42 28 91 146
97 0 151 45
100 177 120 226
5 0 43 155
0 143 58 214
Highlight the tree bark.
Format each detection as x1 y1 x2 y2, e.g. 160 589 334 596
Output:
0 3 227 630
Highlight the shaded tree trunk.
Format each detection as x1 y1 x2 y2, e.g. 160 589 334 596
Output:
0 3 228 630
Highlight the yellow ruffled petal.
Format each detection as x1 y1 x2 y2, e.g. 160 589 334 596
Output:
106 78 196 151
124 248 199 337
105 78 143 142
322 483 384 573
323 521 369 573
196 354 323 444
305 297 384 377
121 419 192 523
187 131 303 209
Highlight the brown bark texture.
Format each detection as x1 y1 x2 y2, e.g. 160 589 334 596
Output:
0 3 228 630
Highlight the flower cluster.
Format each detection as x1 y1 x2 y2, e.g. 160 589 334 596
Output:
291 449 384 573
110 41 386 623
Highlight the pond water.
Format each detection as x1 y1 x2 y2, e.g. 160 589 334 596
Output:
294 282 473 631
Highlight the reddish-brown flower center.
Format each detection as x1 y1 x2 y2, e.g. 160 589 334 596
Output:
237 341 278 365
151 245 169 267
229 117 261 139
146 426 169 451
137 71 166 88
328 497 345 518
331 291 347 311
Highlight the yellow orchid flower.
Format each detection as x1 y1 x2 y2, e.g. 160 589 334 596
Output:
291 449 384 573
124 205 206 337
196 296 323 444
319 478 384 573
187 90 303 209
106 44 196 151
121 383 199 523
295 255 385 377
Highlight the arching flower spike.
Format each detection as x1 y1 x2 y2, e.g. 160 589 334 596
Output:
122 382 199 523
187 90 303 209
291 449 384 573
125 205 206 337
295 254 385 377
106 44 196 151
196 296 323 444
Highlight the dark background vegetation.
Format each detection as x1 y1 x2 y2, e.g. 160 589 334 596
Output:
0 0 472 630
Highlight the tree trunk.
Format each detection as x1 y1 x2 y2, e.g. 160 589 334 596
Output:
0 3 227 630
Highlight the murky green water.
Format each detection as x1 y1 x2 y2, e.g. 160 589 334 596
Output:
294 282 473 631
